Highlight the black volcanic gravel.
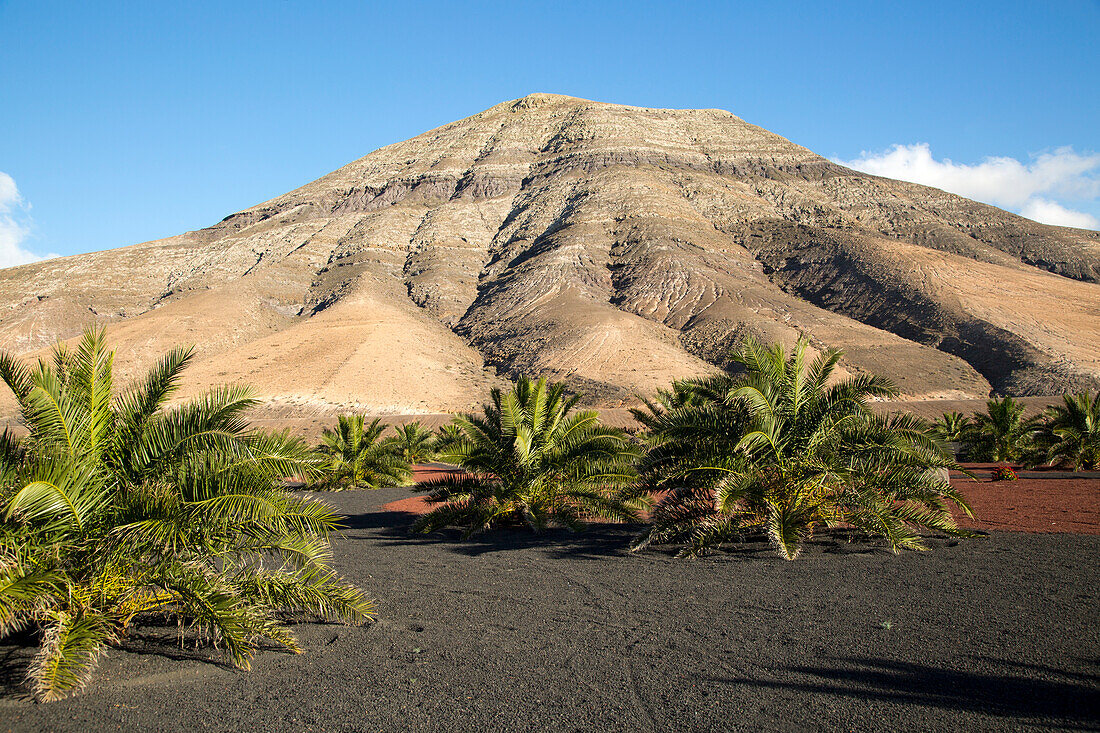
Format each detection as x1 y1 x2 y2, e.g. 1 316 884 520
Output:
3 487 1098 732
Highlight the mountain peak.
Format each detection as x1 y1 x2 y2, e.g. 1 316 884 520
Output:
1 99 1098 417
507 92 587 109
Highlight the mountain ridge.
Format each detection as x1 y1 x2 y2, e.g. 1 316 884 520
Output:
2 93 1098 414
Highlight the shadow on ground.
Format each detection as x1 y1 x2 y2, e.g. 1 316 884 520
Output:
342 508 639 559
708 656 1100 726
340 507 941 561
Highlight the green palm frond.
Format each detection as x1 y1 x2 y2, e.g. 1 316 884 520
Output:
0 429 26 487
0 326 372 701
385 421 436 465
113 345 195 453
432 421 464 453
632 337 968 560
232 534 335 570
0 350 32 403
20 369 85 460
967 396 1042 462
159 565 273 668
6 458 111 533
930 411 970 444
411 376 637 536
189 488 344 536
1036 391 1100 470
30 609 118 702
315 415 411 489
124 384 258 479
222 430 324 485
0 552 67 637
234 566 375 624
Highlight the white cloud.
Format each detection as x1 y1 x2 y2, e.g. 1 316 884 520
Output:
0 172 19 206
1019 197 1099 229
0 172 57 269
835 144 1100 231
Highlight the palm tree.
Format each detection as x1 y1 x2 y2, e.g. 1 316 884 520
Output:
315 415 411 489
0 327 373 701
630 337 972 560
931 411 970 443
1035 391 1100 470
386 421 436 466
432 421 464 455
966 396 1041 462
928 411 971 459
412 376 641 536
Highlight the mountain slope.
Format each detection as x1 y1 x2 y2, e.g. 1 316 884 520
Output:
2 93 1098 412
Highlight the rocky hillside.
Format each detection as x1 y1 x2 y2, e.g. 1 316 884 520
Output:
2 93 1098 413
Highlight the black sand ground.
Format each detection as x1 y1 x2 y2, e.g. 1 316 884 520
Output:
3 487 1098 732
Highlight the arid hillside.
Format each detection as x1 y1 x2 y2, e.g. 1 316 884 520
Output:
2 93 1098 414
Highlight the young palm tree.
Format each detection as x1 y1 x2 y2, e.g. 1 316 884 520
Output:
967 396 1042 462
928 411 971 459
0 328 373 701
386 421 436 466
931 411 970 443
1035 391 1100 470
432 421 464 455
412 376 641 536
630 337 972 560
314 415 411 489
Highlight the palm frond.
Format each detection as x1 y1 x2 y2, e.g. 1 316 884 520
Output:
3 326 372 699
632 339 973 559
29 609 117 701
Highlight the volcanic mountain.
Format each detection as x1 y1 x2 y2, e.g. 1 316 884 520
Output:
3 94 1099 414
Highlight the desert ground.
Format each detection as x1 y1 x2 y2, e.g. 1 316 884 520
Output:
234 396 1069 442
0 395 1067 446
3 467 1097 732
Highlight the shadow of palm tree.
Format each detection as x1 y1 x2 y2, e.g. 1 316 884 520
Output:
706 656 1099 726
340 505 951 561
970 656 1100 686
338 505 644 559
0 631 37 699
118 635 241 670
339 508 421 531
382 522 641 559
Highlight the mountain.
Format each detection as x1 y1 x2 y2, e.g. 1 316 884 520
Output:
2 93 1099 415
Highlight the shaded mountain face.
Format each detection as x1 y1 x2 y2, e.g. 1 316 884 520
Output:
2 93 1099 412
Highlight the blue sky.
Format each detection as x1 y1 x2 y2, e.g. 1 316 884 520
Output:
1 0 1098 266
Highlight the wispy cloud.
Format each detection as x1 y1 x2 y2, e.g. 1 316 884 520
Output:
0 172 58 269
835 144 1100 230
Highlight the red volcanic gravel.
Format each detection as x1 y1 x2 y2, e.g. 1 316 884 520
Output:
380 494 433 515
381 465 462 515
950 466 1099 535
385 465 1100 534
